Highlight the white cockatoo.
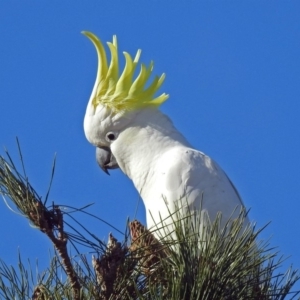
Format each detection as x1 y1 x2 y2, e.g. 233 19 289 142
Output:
82 31 248 238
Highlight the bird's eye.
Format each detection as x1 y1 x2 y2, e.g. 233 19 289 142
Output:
106 131 118 142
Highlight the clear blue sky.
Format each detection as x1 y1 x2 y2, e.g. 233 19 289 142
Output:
1 1 300 293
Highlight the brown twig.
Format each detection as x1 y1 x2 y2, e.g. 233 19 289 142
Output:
37 205 81 300
0 157 81 299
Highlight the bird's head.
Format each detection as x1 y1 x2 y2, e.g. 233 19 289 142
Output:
82 31 169 174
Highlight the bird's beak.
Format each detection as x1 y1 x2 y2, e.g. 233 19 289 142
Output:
96 146 119 175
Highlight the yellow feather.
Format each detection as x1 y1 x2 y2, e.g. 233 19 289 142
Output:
82 31 169 113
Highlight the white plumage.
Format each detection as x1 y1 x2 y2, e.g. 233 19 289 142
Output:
82 32 248 238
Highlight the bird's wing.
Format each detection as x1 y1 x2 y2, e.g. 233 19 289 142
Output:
156 146 245 223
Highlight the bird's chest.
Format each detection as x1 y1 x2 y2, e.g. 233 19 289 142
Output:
135 159 188 227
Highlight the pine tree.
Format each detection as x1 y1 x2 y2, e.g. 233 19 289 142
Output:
0 144 299 300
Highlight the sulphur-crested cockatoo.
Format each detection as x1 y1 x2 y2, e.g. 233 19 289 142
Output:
82 31 247 238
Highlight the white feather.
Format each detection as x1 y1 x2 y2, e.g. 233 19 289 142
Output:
107 107 248 238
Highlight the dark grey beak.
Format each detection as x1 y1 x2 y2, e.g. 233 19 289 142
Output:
96 146 119 175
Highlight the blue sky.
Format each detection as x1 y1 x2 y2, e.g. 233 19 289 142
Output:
1 1 300 292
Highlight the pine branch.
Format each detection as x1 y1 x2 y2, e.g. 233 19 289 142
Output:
0 146 300 299
0 151 81 299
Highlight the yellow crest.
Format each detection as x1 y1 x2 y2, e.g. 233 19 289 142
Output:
82 31 169 113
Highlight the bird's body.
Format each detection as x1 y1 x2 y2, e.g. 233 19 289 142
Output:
82 32 247 238
109 108 244 231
